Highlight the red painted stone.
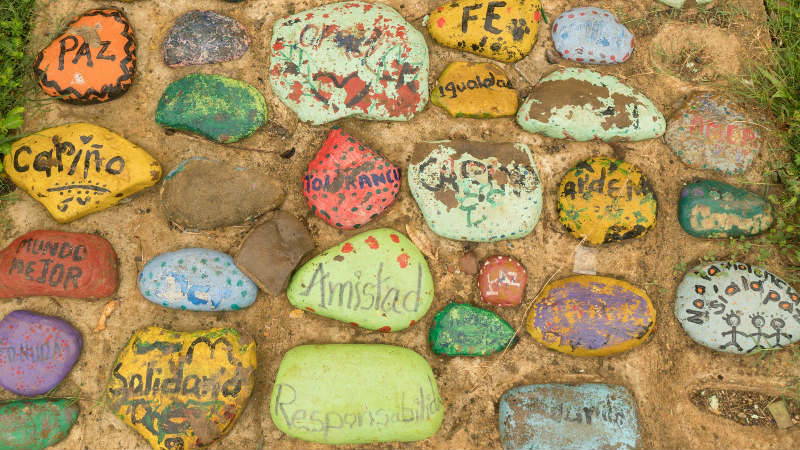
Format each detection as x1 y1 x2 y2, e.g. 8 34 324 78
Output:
0 230 118 299
478 255 527 306
303 128 400 230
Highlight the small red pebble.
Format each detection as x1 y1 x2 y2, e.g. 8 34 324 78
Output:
478 255 527 306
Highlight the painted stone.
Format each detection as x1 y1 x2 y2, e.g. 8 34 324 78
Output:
107 326 257 450
0 398 79 450
235 211 315 296
287 228 434 331
517 68 665 141
0 310 81 396
658 0 713 7
161 158 285 230
138 248 257 311
269 1 429 125
408 141 543 242
162 11 250 67
665 93 761 174
526 275 655 356
429 302 515 356
678 179 773 238
34 8 135 104
155 73 267 143
303 128 400 229
675 261 800 354
270 344 444 444
431 62 517 118
5 123 162 223
428 0 542 63
558 158 657 245
478 255 527 306
552 7 633 64
499 384 639 450
0 230 118 299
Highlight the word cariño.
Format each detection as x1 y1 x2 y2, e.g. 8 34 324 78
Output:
561 167 652 202
417 156 540 196
0 341 66 363
12 135 126 178
436 72 513 99
303 165 401 193
686 114 758 147
8 238 88 289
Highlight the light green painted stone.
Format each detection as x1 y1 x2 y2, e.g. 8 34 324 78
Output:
270 344 444 444
517 68 665 142
0 398 79 450
657 0 713 8
286 228 434 331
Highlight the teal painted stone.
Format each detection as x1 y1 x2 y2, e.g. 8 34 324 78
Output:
499 384 639 450
429 303 516 356
155 73 267 143
0 398 79 450
517 68 665 141
286 228 434 331
408 141 543 242
675 261 800 354
138 248 258 311
678 180 772 238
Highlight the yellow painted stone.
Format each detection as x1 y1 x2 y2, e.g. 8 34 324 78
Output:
107 326 257 450
427 0 542 62
4 123 161 223
431 61 518 118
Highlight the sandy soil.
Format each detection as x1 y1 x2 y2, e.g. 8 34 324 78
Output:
2 0 799 448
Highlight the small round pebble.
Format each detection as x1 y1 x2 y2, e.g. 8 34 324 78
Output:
478 255 527 306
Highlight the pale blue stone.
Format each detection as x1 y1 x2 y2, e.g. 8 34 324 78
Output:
138 248 257 311
499 384 639 450
552 7 633 64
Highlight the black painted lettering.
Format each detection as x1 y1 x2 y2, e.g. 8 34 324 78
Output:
71 42 93 67
95 41 116 61
484 2 506 33
57 36 79 70
461 4 482 33
73 245 86 262
33 150 53 177
8 258 24 275
63 266 81 289
105 156 125 174
12 146 31 172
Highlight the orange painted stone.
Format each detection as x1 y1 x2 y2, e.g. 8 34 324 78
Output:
34 8 136 104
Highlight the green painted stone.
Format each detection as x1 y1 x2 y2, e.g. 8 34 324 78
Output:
429 302 516 356
678 179 773 238
155 73 267 143
0 398 79 450
270 344 444 444
287 228 434 332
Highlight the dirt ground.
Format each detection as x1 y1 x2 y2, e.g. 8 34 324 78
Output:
2 0 799 448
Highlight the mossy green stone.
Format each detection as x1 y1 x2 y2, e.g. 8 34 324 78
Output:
0 398 79 450
429 303 516 356
155 73 267 143
678 179 773 238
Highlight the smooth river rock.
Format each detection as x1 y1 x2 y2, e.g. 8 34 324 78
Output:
429 302 515 356
428 0 542 62
675 261 800 354
558 157 657 245
552 7 634 64
270 344 444 444
431 61 518 118
678 179 773 238
163 10 250 67
287 228 433 331
478 255 527 306
499 384 640 450
138 248 258 311
0 230 118 299
5 123 162 223
156 73 267 143
0 310 82 396
527 275 656 356
665 92 761 174
0 398 79 450
658 0 713 7
408 140 543 242
34 8 135 104
107 326 256 450
304 128 400 229
517 68 665 141
161 158 285 230
269 1 429 124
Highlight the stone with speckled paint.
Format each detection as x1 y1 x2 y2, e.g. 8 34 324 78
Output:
162 11 250 67
552 7 633 64
0 398 79 450
499 384 640 450
286 228 433 331
478 255 527 306
678 179 772 238
429 302 516 356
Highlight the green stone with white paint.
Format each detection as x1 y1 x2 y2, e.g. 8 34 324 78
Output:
678 179 773 238
286 228 434 332
657 0 713 8
517 68 665 142
0 398 79 450
270 344 444 444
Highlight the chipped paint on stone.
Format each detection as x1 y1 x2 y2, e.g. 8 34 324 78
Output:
0 398 79 450
679 179 772 238
162 10 250 67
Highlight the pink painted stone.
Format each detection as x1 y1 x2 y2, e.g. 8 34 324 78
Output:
303 127 401 229
478 255 527 306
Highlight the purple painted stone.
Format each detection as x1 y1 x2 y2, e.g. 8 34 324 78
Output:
0 310 82 396
162 10 250 67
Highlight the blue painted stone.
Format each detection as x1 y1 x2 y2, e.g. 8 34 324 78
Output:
138 248 257 311
552 7 633 64
499 384 639 450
